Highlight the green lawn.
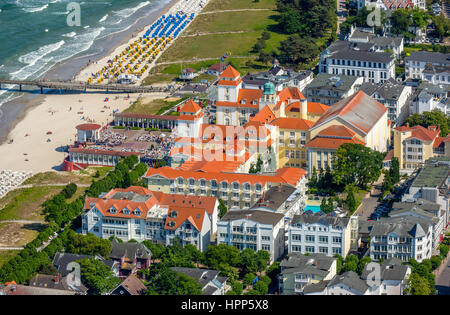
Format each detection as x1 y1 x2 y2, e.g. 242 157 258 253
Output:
0 186 64 221
123 97 187 115
0 250 20 267
203 0 277 11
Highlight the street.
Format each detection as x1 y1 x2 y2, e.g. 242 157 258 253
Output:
436 255 450 295
355 174 384 220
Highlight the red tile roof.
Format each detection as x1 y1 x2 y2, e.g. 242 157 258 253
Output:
396 125 440 142
249 105 276 125
285 101 330 115
317 125 356 138
277 87 305 103
269 117 314 130
145 166 305 186
180 99 201 113
76 123 101 131
69 147 141 157
305 136 365 149
220 65 240 78
312 91 387 134
216 88 261 108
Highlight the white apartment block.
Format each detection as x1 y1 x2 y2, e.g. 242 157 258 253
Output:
217 210 285 262
82 186 218 252
368 216 433 262
405 51 450 83
288 213 358 258
320 41 395 84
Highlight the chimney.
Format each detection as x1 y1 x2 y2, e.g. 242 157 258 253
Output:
406 123 409 128
300 98 307 120
278 184 281 192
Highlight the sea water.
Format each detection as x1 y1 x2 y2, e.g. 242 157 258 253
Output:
0 0 170 108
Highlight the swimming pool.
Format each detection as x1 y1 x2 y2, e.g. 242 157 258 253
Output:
304 205 321 213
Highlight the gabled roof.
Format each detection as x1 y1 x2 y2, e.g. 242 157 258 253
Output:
112 275 147 295
110 239 152 260
277 86 305 102
180 99 202 113
316 125 356 138
269 117 314 130
285 101 330 115
328 271 369 294
248 105 276 125
311 91 387 134
396 125 439 142
220 65 240 79
305 125 365 149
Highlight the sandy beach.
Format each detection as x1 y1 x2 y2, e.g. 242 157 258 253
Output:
0 91 168 173
0 0 211 175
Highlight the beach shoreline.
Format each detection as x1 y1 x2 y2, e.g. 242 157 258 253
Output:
0 0 188 172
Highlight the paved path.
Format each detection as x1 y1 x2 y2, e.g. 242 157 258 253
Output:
156 55 256 66
182 30 246 37
17 183 90 189
355 174 384 220
0 220 46 224
435 254 450 295
0 247 23 251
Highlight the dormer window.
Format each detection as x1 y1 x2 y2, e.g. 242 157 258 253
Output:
134 209 141 216
241 99 246 104
252 100 257 105
110 207 117 214
123 208 130 215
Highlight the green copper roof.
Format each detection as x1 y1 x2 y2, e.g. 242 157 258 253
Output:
263 81 275 95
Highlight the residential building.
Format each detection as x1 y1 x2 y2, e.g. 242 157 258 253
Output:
405 51 450 83
217 210 285 262
29 274 88 295
251 184 306 218
0 283 78 295
393 124 442 171
109 239 152 279
368 216 433 262
410 83 450 115
319 41 395 84
52 252 118 278
306 91 390 174
279 253 337 295
359 78 413 126
357 0 425 12
304 73 364 106
110 275 147 295
242 63 313 93
390 199 444 250
180 68 197 80
206 63 228 76
360 258 411 295
269 117 314 169
401 157 450 230
145 166 306 210
326 271 371 295
170 267 228 295
82 186 219 251
347 27 404 59
288 212 358 258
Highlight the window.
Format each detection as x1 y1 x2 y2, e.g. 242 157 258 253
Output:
292 234 302 241
319 236 328 243
262 244 271 251
305 246 315 253
306 235 315 243
291 245 301 252
319 247 328 254
332 236 342 244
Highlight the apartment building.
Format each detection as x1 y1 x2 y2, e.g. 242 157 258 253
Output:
393 124 442 171
305 74 364 106
348 27 404 59
390 199 444 250
279 253 337 295
401 157 450 230
288 212 358 258
144 166 307 210
405 51 450 83
368 216 433 262
410 83 450 115
359 79 412 126
270 117 313 169
242 63 313 93
306 91 390 174
217 210 285 262
319 41 395 84
251 184 306 218
81 186 218 251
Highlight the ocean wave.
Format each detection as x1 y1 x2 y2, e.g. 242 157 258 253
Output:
23 3 48 13
18 40 65 66
99 14 109 23
114 1 151 19
62 32 77 38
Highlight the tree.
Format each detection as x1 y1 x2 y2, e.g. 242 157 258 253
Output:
357 257 372 275
77 258 121 295
390 157 400 184
345 185 358 213
218 199 228 218
440 244 449 258
406 109 449 137
430 256 442 271
146 266 202 295
252 38 266 53
343 254 359 273
334 254 344 274
243 273 257 287
390 9 412 36
432 13 450 39
278 35 319 66
404 273 431 295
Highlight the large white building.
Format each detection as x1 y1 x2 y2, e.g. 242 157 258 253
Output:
288 213 359 258
217 210 285 262
82 186 219 251
368 216 433 262
319 41 395 84
405 51 450 83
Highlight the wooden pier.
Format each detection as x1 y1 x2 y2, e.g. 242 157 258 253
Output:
0 79 173 94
